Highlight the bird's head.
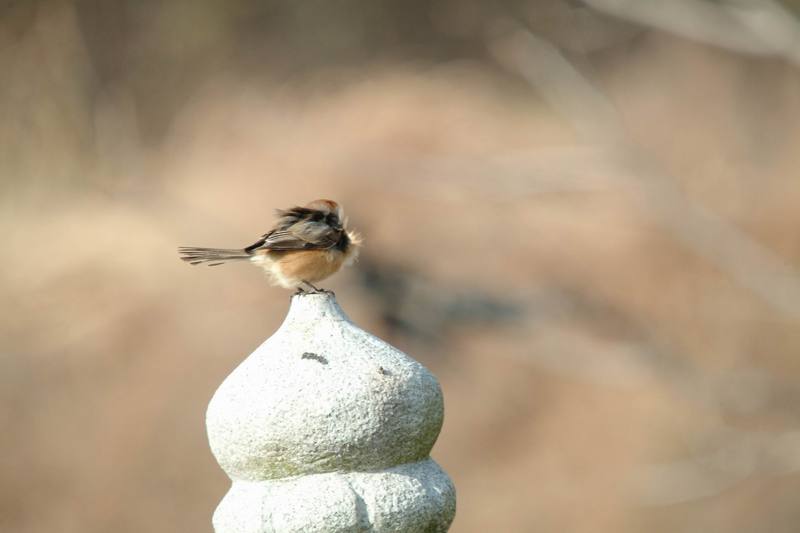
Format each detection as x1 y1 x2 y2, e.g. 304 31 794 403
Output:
304 199 345 230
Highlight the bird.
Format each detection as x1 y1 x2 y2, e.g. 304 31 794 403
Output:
178 199 361 292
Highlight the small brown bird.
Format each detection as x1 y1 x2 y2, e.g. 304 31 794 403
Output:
179 199 361 292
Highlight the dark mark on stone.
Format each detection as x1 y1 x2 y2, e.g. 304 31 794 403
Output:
378 366 391 376
301 352 328 365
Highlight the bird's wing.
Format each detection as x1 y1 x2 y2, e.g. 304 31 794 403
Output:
245 222 341 252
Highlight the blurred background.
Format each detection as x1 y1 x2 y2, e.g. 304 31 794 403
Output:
3 0 800 531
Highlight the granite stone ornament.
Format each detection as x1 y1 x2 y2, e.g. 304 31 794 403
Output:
206 292 456 532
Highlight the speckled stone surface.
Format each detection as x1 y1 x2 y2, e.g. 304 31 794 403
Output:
206 292 456 532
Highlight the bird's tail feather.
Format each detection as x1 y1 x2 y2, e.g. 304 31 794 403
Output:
178 247 251 266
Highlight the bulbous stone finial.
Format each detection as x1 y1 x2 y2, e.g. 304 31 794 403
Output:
206 292 456 532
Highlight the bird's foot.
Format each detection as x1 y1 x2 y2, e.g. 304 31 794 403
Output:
299 281 334 295
301 281 320 293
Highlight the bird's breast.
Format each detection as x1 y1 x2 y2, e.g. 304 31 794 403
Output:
270 249 345 284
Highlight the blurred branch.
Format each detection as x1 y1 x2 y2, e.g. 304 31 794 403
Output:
489 19 800 504
489 23 800 320
584 0 800 65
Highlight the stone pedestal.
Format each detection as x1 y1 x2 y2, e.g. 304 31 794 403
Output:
206 292 456 532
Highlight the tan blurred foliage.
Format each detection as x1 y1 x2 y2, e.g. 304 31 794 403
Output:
2 1 800 532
